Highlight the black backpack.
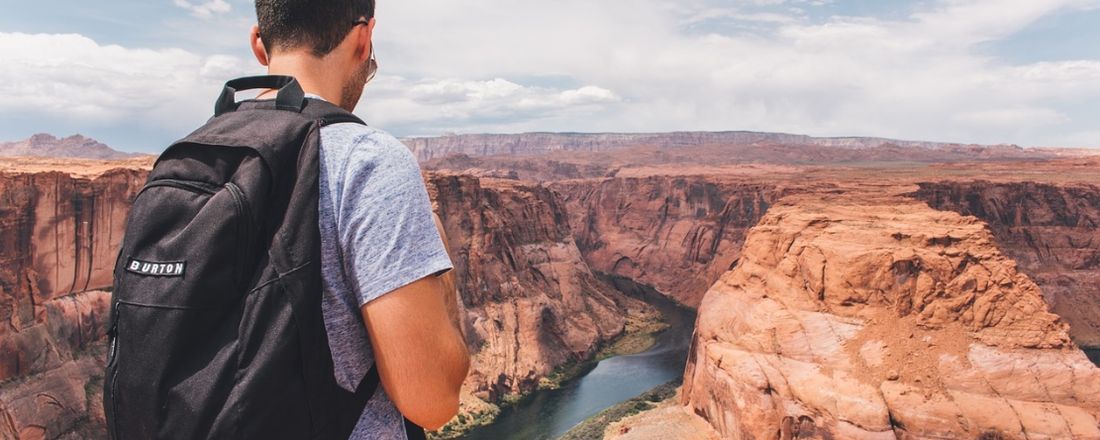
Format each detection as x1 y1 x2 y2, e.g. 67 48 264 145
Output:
103 76 420 439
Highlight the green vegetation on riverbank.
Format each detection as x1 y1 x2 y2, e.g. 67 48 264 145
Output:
597 317 669 362
430 401 500 439
558 379 680 440
540 309 668 391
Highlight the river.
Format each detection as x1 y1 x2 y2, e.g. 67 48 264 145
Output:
1088 349 1100 367
462 276 697 440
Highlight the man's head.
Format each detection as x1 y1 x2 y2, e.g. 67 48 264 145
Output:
250 0 377 110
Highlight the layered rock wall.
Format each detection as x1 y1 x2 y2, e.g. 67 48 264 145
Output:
552 177 781 307
0 168 146 438
914 181 1100 348
682 189 1100 439
428 174 650 405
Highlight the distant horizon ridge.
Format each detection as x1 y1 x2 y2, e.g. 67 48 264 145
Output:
399 129 1024 149
4 129 1094 158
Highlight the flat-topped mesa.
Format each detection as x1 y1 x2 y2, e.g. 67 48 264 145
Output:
0 134 140 160
913 181 1100 349
551 176 783 307
427 174 653 426
682 189 1100 439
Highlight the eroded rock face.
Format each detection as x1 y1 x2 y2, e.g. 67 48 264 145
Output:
914 181 1100 349
428 174 651 405
682 188 1100 439
0 167 146 438
552 177 781 307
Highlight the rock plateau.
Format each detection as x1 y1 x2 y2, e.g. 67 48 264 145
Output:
682 188 1100 439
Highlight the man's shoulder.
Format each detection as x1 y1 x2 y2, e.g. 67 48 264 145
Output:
321 123 405 152
320 123 418 170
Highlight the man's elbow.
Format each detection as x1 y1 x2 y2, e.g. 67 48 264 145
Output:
403 389 461 431
395 351 470 430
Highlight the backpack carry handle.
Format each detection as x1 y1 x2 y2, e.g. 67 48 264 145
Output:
215 75 306 116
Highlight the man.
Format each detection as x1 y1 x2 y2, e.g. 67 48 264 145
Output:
250 0 469 436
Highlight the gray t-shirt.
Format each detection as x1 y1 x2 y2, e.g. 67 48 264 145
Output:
318 121 454 439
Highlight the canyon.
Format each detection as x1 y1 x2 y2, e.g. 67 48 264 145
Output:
550 177 782 307
2 131 1100 439
425 174 656 433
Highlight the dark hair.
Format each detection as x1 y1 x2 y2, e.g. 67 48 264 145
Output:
255 0 375 57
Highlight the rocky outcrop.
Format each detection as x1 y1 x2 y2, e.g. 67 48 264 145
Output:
428 174 652 410
0 134 140 160
605 398 719 440
0 167 146 438
552 177 782 307
682 188 1100 439
914 181 1100 349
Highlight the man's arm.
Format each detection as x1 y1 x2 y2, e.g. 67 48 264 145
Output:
360 214 469 431
430 213 464 340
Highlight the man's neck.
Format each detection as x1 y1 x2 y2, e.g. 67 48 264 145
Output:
262 51 348 109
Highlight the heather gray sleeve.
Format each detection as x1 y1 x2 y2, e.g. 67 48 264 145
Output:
332 127 453 306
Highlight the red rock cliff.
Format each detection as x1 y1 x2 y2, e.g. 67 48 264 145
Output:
552 177 781 307
682 188 1100 439
427 174 651 409
0 167 146 439
914 181 1100 349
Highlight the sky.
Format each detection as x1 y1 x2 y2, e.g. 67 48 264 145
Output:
1 0 1099 153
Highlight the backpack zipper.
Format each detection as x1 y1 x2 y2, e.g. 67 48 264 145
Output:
136 179 220 200
107 307 123 439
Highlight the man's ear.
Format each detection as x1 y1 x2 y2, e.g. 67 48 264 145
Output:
353 18 376 63
250 25 270 66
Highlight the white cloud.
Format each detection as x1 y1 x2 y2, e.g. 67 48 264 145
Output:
952 107 1070 128
682 8 800 25
0 32 256 130
360 77 620 135
362 0 1100 145
4 0 1100 149
174 0 232 18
